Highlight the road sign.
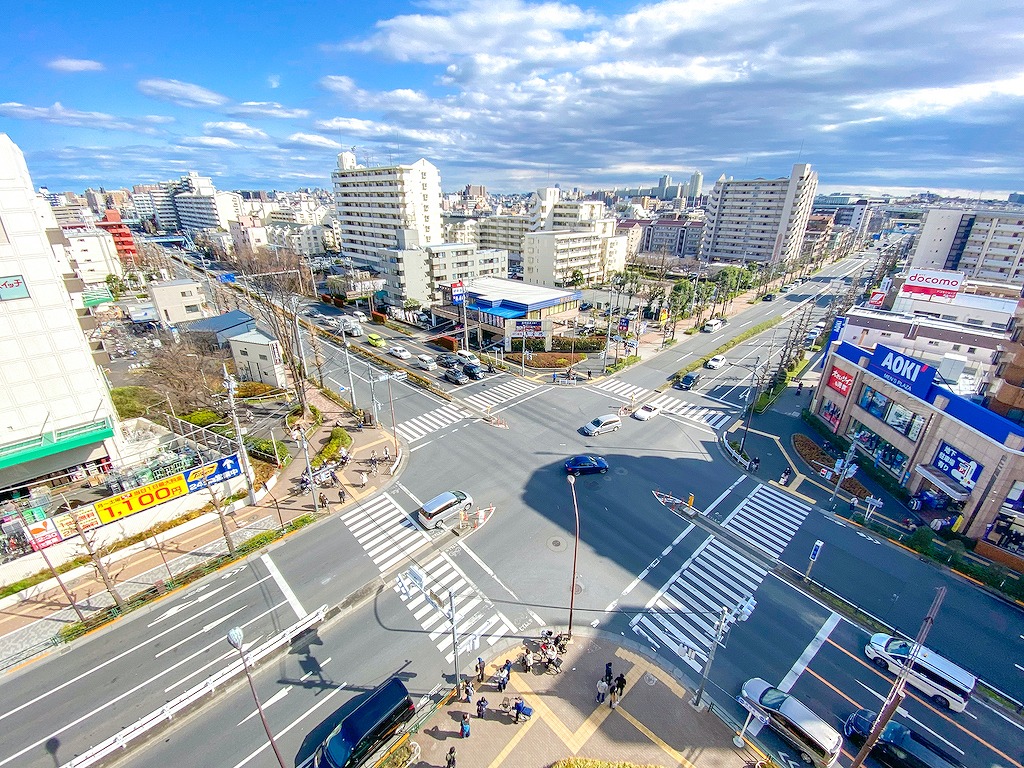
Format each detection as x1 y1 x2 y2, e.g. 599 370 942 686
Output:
736 696 770 725
451 280 465 305
618 317 630 333
217 273 236 284
809 540 824 562
407 566 424 592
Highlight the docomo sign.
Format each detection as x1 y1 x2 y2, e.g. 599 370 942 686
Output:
827 365 854 397
866 344 936 399
901 269 964 298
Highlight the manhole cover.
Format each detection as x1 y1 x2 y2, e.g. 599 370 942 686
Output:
645 672 657 686
548 537 567 552
573 581 584 595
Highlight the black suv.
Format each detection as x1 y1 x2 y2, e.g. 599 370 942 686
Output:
675 371 702 390
844 709 965 768
436 353 460 369
463 363 485 380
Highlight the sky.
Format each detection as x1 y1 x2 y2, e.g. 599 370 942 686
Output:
1 0 1022 198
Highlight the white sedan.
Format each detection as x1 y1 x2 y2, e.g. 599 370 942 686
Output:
632 403 662 421
388 345 412 360
704 355 728 369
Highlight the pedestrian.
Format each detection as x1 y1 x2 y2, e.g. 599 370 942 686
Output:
614 673 626 697
502 658 513 676
370 449 377 461
384 445 390 461
339 487 346 504
460 713 471 738
513 696 525 723
587 370 592 380
752 457 760 472
849 498 858 514
497 669 509 693
476 657 486 683
446 746 457 768
595 678 609 703
464 680 474 703
609 686 619 708
524 648 534 673
359 471 368 488
604 662 613 683
476 695 488 718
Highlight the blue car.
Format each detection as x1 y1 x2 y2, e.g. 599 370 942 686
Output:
564 455 609 476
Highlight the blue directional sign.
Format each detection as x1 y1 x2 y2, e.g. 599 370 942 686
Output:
185 454 243 492
809 539 824 562
217 273 237 284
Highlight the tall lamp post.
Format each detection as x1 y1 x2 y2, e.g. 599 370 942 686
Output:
566 474 581 640
226 627 286 768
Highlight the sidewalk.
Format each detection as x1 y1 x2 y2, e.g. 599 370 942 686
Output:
0 388 400 665
413 631 760 768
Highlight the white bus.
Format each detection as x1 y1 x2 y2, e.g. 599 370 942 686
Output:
864 633 977 712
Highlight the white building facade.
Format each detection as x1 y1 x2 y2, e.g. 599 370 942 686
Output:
61 228 122 285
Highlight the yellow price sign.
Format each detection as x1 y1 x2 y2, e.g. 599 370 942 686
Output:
95 474 189 524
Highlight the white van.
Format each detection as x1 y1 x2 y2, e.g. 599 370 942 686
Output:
864 633 977 712
582 414 621 436
416 490 474 529
456 350 480 366
702 318 725 332
416 354 437 371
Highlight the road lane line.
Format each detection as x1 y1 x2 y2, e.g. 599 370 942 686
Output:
779 614 841 692
718 483 759 525
262 553 306 618
238 686 292 726
704 475 746 516
456 541 520 600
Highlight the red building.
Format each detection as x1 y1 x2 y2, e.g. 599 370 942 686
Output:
96 210 138 268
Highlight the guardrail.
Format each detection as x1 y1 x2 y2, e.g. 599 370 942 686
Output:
61 605 327 768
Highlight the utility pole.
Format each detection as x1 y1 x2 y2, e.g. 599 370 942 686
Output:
692 606 728 709
223 365 255 504
829 441 858 507
449 590 462 692
849 588 946 768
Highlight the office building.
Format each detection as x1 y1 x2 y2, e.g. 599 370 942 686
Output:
702 163 818 265
0 134 123 493
95 210 138 267
174 190 242 234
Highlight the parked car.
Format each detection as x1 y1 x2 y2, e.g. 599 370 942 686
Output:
579 302 593 311
436 353 460 369
843 709 965 768
705 355 727 369
463 363 485 380
444 368 469 385
388 345 412 360
632 403 662 421
366 333 386 348
676 371 702 390
740 678 843 767
416 354 437 371
564 455 609 476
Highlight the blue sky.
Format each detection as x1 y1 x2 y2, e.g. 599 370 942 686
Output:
2 0 1022 197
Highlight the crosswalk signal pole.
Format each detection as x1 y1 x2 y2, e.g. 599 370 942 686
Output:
829 441 858 508
692 605 728 710
449 590 462 695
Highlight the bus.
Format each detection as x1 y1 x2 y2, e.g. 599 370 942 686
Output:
864 633 977 712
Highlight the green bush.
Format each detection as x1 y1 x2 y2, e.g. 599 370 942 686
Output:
110 386 164 419
606 355 641 373
235 381 276 398
907 526 935 555
183 409 222 427
312 427 353 468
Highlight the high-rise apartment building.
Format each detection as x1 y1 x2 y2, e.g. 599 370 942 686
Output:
910 209 1024 287
174 190 242 233
701 163 818 265
0 134 123 491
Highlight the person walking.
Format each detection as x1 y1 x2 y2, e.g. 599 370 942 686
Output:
502 658 513 676
339 487 346 504
464 680 474 703
497 668 509 693
609 685 619 709
476 695 488 719
318 492 328 509
523 648 534 673
445 747 457 768
359 471 368 488
512 696 525 723
383 445 390 461
460 713 471 738
595 678 609 703
614 673 626 698
604 662 613 683
476 657 486 683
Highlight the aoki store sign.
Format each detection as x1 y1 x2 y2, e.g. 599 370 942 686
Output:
866 345 936 399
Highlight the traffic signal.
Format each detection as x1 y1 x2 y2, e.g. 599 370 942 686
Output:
733 596 757 622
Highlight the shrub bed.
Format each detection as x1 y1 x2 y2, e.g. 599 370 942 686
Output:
312 427 353 468
183 409 222 427
506 351 586 369
792 434 869 498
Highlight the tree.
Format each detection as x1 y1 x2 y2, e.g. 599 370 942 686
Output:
225 244 312 418
569 269 585 288
140 341 227 414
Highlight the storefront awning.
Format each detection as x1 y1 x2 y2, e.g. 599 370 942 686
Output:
913 464 971 502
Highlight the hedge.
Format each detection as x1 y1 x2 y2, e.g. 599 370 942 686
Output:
312 427 353 468
671 316 786 381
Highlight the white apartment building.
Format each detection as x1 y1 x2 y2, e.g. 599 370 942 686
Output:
148 186 179 231
910 209 1024 287
702 163 818 265
266 223 326 257
0 134 124 490
174 191 242 234
331 152 443 263
523 230 605 288
377 243 507 306
62 228 122 285
148 278 207 325
909 209 976 271
229 330 287 389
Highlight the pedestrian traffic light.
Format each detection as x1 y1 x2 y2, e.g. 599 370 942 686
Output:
733 596 757 622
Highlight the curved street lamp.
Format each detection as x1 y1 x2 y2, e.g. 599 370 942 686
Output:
226 627 286 768
566 475 581 640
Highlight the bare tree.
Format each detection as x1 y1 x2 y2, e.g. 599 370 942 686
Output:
71 512 125 610
140 340 228 414
226 244 311 418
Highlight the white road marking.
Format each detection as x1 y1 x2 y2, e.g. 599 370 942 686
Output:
704 475 746 516
262 553 306 618
779 614 841 692
457 540 519 600
238 686 292 725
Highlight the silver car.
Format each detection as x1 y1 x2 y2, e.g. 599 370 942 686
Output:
740 678 842 767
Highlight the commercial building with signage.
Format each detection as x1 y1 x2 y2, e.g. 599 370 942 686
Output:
815 341 1024 560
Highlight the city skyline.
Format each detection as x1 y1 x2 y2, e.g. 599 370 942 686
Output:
1 0 1021 197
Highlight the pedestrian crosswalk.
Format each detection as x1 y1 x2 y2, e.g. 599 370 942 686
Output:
336 492 429 573
462 377 538 411
631 537 767 671
396 552 517 664
721 485 812 558
396 403 464 442
630 484 812 669
591 379 734 430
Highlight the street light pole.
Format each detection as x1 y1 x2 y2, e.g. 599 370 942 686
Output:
739 357 761 455
692 605 728 709
829 441 858 507
566 474 581 640
226 627 286 768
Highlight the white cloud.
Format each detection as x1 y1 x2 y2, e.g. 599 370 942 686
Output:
284 133 344 149
854 72 1024 118
227 101 310 119
47 57 104 73
268 75 281 89
0 101 139 132
181 136 240 149
316 116 458 145
138 79 230 108
204 121 269 140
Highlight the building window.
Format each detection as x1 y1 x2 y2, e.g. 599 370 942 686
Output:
259 354 268 361
240 349 249 356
